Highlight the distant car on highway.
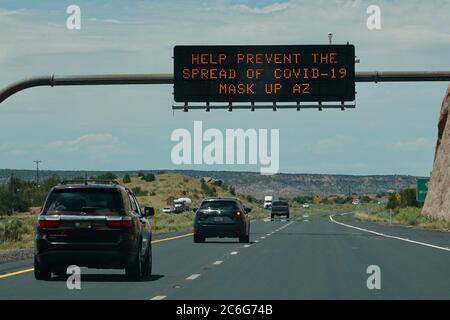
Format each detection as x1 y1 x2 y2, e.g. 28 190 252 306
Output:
302 203 310 208
162 207 172 213
271 200 290 220
193 197 251 243
173 203 184 213
34 180 155 281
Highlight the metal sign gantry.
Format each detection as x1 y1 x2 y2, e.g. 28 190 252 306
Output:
0 71 449 110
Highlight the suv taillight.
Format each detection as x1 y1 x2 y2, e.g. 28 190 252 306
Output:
106 216 132 228
37 216 61 228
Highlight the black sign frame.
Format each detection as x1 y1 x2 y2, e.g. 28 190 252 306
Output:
174 44 355 103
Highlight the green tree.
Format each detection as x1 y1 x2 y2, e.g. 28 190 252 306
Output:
95 172 117 181
123 173 131 184
141 173 155 182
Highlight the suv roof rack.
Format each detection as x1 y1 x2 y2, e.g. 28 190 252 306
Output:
204 196 239 201
59 179 120 186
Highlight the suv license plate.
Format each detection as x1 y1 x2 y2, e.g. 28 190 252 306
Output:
214 217 224 222
75 222 92 229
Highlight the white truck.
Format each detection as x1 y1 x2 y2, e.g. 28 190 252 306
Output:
264 196 273 209
173 197 193 213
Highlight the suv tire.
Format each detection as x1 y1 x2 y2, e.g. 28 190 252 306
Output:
142 244 152 279
239 233 250 243
193 235 205 243
52 266 67 277
126 243 143 281
34 257 51 280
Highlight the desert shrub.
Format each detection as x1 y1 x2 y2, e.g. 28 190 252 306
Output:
94 172 117 180
0 218 29 242
122 173 131 184
141 173 155 182
131 187 148 197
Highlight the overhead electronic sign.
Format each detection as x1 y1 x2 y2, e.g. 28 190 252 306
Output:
174 45 355 103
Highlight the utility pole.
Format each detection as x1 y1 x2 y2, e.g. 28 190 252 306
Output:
10 172 14 215
34 160 42 186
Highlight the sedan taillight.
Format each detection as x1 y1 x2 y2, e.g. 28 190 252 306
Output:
106 216 132 228
37 216 61 229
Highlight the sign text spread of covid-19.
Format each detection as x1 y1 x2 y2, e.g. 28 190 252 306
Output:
174 45 355 103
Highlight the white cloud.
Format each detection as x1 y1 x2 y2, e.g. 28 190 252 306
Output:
231 2 290 14
45 133 131 159
392 137 433 151
88 18 122 24
0 142 27 156
305 135 356 154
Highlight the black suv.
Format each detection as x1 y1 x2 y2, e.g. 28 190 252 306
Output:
193 197 251 243
271 200 290 220
34 180 155 281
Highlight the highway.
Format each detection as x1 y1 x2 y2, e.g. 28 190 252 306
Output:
0 213 449 299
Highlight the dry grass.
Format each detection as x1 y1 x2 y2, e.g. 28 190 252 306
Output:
355 207 450 231
0 213 37 250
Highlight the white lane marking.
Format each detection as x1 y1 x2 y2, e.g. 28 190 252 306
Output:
230 251 239 255
254 240 259 243
263 218 270 222
186 274 201 280
303 219 309 222
330 214 450 252
243 244 251 248
260 236 266 239
150 295 167 300
266 233 271 236
213 260 223 265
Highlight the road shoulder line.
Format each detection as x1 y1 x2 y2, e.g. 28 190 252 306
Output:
330 214 450 252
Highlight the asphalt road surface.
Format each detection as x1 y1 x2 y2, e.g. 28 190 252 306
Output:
0 213 449 299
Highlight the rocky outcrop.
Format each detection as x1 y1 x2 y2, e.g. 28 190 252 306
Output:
423 85 450 220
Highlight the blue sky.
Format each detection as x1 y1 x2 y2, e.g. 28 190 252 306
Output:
0 0 449 175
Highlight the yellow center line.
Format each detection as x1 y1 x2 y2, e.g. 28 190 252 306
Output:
0 232 193 280
0 268 35 279
151 233 193 243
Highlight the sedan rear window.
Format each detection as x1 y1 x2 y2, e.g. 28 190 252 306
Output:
43 189 124 215
199 201 239 211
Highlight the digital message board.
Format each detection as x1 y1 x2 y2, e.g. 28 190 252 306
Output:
174 45 355 103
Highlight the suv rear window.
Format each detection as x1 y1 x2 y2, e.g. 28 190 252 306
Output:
199 200 239 211
272 201 288 207
43 189 124 215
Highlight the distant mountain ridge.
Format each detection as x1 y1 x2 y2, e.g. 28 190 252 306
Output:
0 169 422 199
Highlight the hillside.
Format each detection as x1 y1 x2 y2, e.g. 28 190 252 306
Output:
120 172 243 211
177 171 421 198
0 169 422 199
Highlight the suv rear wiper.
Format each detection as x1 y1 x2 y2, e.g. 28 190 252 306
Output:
81 206 103 212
